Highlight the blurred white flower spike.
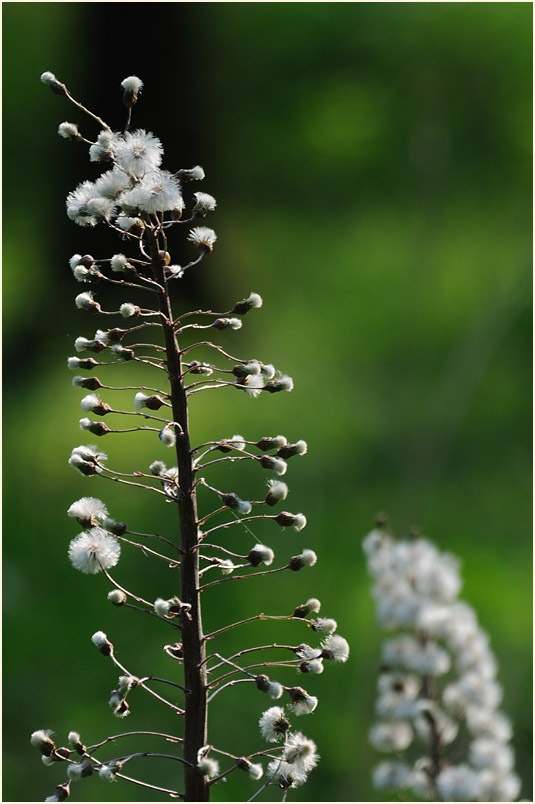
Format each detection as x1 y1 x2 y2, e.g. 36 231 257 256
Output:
364 518 521 801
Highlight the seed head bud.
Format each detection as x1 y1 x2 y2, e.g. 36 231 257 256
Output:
108 690 130 718
67 357 98 371
192 192 217 216
121 75 143 106
58 122 80 140
72 265 91 282
288 549 317 572
72 375 101 390
176 165 205 181
274 511 307 531
75 291 101 313
236 758 264 780
40 71 67 96
256 435 287 452
42 755 57 766
247 543 275 567
118 675 138 693
116 215 145 233
45 781 71 801
321 634 350 663
299 658 324 674
293 598 321 618
110 254 131 272
261 363 276 380
198 757 220 779
287 686 318 715
102 327 126 343
212 317 242 331
277 440 308 459
67 760 93 780
80 394 111 415
99 762 122 782
91 630 112 656
67 496 108 529
108 589 127 606
255 675 284 698
30 729 56 756
154 598 172 617
264 374 294 393
110 344 135 360
259 456 287 475
150 460 167 476
68 732 85 754
79 418 110 436
74 337 107 354
159 425 177 447
232 291 264 315
188 226 217 251
264 480 288 508
134 392 165 410
120 303 140 318
311 617 337 634
221 492 252 515
233 361 262 378
259 706 290 742
102 517 127 535
68 443 105 474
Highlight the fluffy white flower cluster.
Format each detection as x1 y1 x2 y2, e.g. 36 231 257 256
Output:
363 527 521 801
259 707 319 789
65 128 209 228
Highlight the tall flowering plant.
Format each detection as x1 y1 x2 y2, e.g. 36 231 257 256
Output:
363 519 521 802
32 72 349 803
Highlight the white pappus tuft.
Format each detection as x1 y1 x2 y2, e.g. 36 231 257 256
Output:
68 527 120 574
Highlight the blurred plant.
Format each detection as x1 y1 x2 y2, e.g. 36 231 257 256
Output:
32 72 349 802
363 518 520 802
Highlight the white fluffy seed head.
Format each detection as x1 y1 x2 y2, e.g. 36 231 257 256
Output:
120 303 139 318
248 544 275 567
311 617 337 634
58 122 79 139
197 757 219 779
259 706 290 742
67 497 108 527
321 634 350 662
288 688 318 716
121 75 143 94
188 226 217 250
159 426 176 447
68 528 120 574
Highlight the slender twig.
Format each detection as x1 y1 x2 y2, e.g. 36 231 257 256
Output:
116 534 179 564
206 614 296 641
138 675 190 694
179 340 253 363
203 643 296 673
200 513 276 538
199 565 288 592
122 601 182 630
207 677 253 702
87 730 183 754
109 651 185 715
101 567 153 607
114 771 183 798
98 472 168 497
126 529 181 555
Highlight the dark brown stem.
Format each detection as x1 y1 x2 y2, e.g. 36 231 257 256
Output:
148 230 209 801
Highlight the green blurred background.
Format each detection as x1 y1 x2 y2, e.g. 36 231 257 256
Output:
3 2 532 801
